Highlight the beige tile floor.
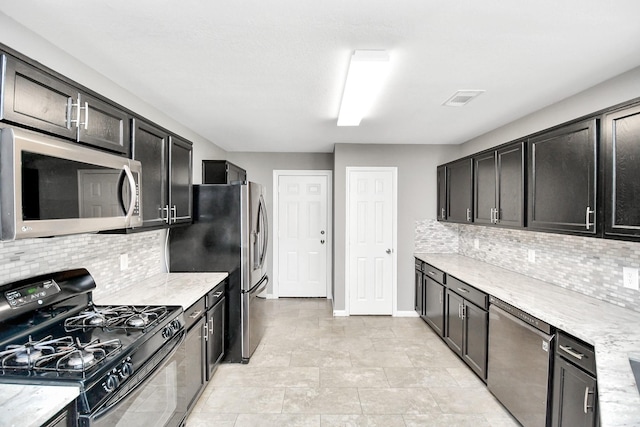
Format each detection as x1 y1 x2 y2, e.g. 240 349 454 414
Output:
186 298 520 427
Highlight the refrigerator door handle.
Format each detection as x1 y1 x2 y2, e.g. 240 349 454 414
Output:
258 194 269 269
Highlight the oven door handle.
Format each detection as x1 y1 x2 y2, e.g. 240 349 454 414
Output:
88 329 185 422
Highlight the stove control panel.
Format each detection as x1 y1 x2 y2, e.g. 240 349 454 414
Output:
102 357 134 393
4 280 61 309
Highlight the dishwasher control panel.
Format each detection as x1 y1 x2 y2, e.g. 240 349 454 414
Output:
489 295 553 334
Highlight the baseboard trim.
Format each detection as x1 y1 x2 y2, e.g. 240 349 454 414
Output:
265 294 278 299
394 310 419 317
332 310 348 317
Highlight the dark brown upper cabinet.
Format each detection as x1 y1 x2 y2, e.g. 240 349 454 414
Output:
437 166 447 220
527 118 598 235
132 119 192 228
474 142 525 227
202 160 247 184
132 119 168 228
604 104 640 239
1 54 130 155
446 158 474 223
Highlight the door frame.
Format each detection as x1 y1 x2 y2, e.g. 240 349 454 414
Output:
272 170 333 300
345 166 398 316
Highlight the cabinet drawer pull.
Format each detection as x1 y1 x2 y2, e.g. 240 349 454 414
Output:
427 271 436 276
456 287 469 294
559 344 584 360
213 291 223 298
189 310 202 318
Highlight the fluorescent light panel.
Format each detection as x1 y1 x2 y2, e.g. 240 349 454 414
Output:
337 50 390 126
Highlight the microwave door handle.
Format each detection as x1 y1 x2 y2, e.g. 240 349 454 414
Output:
123 165 137 223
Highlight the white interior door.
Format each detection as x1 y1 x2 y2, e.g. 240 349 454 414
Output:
347 168 396 315
277 173 329 297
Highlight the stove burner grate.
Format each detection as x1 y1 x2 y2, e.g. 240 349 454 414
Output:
0 335 122 373
64 305 168 332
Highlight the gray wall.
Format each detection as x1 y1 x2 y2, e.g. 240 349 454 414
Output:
459 65 640 156
333 144 459 312
226 152 335 295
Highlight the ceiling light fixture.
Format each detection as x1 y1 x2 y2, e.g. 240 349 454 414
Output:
443 90 485 107
337 50 390 126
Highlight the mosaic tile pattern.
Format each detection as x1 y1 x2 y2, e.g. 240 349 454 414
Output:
414 219 640 312
0 230 164 297
414 220 459 253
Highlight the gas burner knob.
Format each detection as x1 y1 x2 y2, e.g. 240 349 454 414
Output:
120 361 134 379
170 319 181 331
162 325 175 339
105 374 120 392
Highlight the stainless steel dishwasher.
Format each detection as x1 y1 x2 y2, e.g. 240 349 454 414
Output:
487 296 555 427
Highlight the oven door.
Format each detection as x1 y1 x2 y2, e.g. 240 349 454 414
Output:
80 330 187 427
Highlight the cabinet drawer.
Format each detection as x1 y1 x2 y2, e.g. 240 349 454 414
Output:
556 331 596 376
447 275 487 310
184 297 206 330
423 263 445 284
206 282 225 308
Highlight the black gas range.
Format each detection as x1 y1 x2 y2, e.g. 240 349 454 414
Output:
0 269 187 427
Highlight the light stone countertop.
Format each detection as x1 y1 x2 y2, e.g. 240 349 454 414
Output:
94 272 229 308
415 252 640 427
0 384 79 427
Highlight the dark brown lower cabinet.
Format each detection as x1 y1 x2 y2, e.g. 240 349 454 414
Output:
184 316 206 410
424 276 445 337
415 259 424 316
444 287 488 381
552 358 598 427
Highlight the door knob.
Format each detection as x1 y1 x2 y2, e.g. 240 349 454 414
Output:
386 248 392 254
321 240 325 244
320 230 325 235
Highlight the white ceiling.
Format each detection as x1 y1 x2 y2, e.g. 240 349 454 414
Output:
1 1 640 153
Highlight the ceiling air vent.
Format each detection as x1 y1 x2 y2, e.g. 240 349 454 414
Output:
443 90 485 107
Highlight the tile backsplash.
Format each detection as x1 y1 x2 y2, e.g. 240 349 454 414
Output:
415 219 640 313
0 230 165 298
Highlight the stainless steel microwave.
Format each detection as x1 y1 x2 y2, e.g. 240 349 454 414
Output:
0 127 142 240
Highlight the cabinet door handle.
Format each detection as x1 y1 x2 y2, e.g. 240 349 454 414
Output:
171 205 177 223
209 317 214 336
441 208 445 219
189 310 202 318
559 344 584 360
439 290 442 304
162 205 170 224
490 208 495 223
585 206 594 230
466 208 471 222
583 386 594 413
461 304 465 320
203 322 209 341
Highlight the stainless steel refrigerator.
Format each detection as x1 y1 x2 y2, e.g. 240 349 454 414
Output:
169 182 268 363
